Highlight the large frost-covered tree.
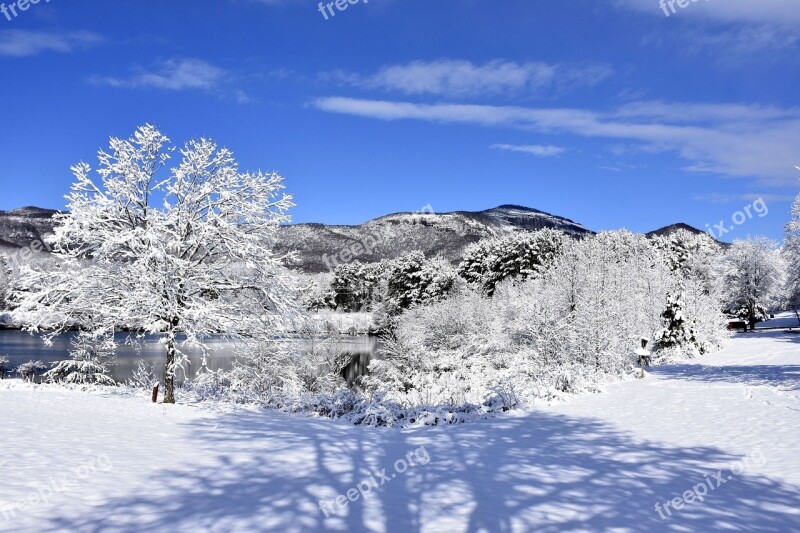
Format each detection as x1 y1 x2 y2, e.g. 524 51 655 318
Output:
12 125 299 403
721 237 785 329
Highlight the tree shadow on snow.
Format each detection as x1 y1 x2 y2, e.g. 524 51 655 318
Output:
41 408 800 532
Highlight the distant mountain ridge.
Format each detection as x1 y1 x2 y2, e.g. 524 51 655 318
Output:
646 223 709 239
0 205 708 272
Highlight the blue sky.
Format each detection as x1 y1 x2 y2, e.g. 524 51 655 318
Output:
0 0 798 241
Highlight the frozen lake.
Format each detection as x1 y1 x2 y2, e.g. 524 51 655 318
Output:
0 330 380 385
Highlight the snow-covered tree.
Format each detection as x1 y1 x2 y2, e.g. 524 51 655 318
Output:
16 360 47 382
652 229 722 294
0 355 9 379
44 333 117 385
0 256 10 311
656 292 701 354
783 190 800 314
458 229 566 295
12 125 301 403
721 236 786 329
384 252 457 314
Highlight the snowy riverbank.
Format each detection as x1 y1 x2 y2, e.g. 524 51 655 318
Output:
1 331 799 532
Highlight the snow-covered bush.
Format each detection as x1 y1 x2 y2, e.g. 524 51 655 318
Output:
225 337 349 404
127 359 159 390
44 334 117 386
308 310 375 335
16 360 47 382
296 271 335 311
294 389 512 428
0 354 9 379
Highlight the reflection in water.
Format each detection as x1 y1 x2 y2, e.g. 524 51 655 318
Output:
0 330 380 385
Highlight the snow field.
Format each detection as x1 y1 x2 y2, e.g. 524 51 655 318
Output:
0 331 799 532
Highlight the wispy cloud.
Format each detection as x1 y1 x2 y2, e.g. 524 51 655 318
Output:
313 97 800 186
324 59 613 98
90 58 226 91
89 58 251 103
617 0 800 26
0 30 101 57
694 193 796 204
490 144 566 157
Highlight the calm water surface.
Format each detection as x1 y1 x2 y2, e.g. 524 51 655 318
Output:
0 330 380 385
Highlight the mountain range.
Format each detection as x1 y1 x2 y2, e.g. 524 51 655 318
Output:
0 205 705 273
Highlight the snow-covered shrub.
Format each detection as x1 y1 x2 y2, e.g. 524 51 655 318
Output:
308 310 375 335
127 359 158 390
294 389 514 428
226 337 349 404
0 354 9 379
17 360 47 382
293 271 335 311
44 334 117 386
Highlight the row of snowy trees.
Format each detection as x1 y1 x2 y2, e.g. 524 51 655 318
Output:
364 229 729 408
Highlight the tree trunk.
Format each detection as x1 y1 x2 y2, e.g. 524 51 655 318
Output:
164 333 177 404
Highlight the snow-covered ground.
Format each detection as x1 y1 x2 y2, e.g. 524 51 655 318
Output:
2 332 799 532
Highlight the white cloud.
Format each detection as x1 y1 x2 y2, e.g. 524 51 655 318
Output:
0 30 101 57
326 59 613 98
491 144 566 157
313 97 800 186
91 58 226 91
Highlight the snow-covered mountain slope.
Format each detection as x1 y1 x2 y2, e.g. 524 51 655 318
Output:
2 331 799 531
274 205 592 272
0 207 59 252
